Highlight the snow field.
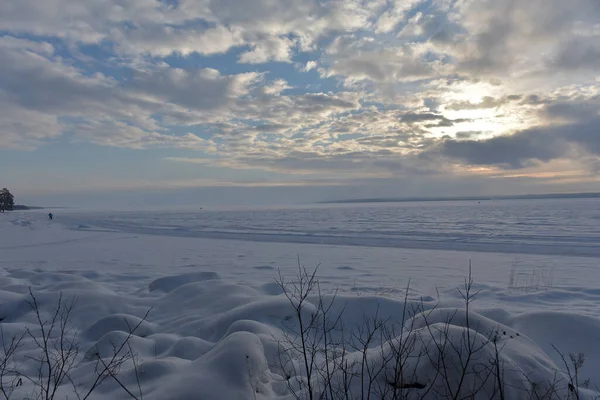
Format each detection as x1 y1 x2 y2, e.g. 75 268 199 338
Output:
1 211 599 399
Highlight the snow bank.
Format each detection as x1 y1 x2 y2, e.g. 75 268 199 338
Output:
1 270 597 399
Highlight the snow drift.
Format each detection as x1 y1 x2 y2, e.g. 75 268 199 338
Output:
1 211 599 399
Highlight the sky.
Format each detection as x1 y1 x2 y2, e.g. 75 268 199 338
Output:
1 0 599 207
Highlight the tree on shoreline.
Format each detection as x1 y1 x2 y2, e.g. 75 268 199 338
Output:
0 188 14 212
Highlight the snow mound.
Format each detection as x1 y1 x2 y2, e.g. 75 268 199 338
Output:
146 331 276 400
162 335 213 360
148 271 221 292
83 313 157 340
390 308 565 398
259 281 285 295
510 310 600 380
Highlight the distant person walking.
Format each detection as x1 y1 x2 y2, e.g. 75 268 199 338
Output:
48 213 53 220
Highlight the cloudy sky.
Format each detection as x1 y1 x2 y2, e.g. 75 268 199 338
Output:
1 0 599 207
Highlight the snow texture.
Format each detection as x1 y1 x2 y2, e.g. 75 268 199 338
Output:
1 200 599 399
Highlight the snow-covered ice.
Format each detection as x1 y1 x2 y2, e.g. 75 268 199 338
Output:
64 198 600 257
1 199 600 399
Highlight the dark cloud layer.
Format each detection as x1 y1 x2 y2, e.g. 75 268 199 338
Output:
437 115 600 169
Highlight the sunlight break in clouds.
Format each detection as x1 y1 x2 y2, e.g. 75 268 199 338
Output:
1 0 599 205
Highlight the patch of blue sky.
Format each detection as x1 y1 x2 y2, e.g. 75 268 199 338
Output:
73 42 136 81
405 0 437 20
0 31 134 82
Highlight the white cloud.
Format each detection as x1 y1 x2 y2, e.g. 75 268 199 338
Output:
0 0 381 62
0 35 263 149
303 60 318 72
72 120 207 149
238 36 295 64
114 25 245 57
324 44 438 83
375 0 423 34
447 0 600 77
0 96 62 149
0 36 55 55
127 67 261 112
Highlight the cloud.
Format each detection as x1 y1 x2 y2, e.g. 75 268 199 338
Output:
450 0 600 76
0 37 118 115
324 40 438 83
400 112 446 123
128 68 261 111
421 89 600 171
0 0 377 65
0 97 62 149
114 25 245 57
550 35 600 72
0 35 266 149
249 124 293 133
398 8 465 45
436 131 569 169
303 60 318 72
166 148 440 178
445 96 518 111
71 120 207 149
434 112 600 169
540 96 600 122
238 36 295 63
455 131 482 139
374 0 422 34
399 112 469 128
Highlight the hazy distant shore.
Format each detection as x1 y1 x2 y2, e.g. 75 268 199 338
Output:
320 192 600 204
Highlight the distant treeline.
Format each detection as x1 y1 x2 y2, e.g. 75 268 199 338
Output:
13 205 44 210
321 192 600 204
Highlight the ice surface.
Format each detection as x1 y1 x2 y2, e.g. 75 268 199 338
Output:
60 198 600 257
1 201 599 399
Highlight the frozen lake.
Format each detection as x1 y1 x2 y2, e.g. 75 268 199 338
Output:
62 197 600 257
